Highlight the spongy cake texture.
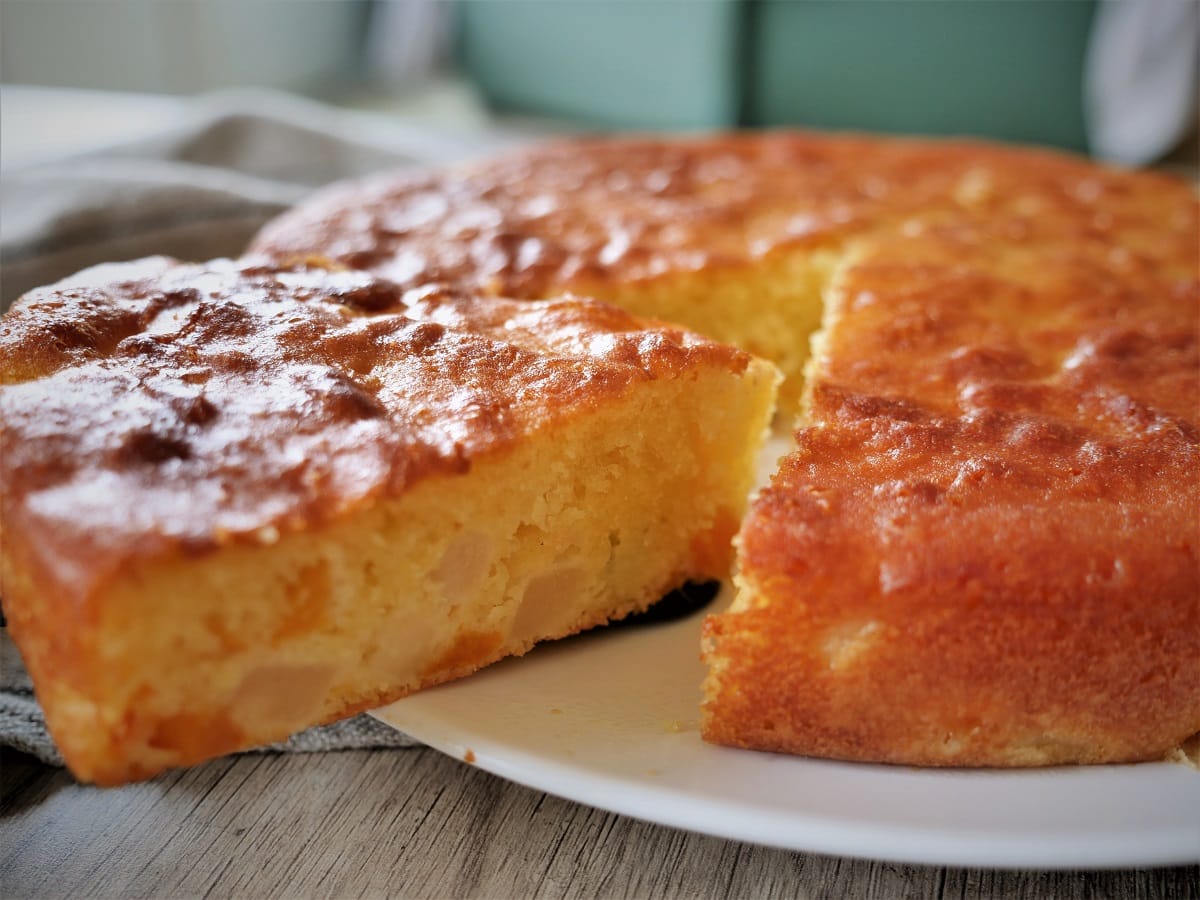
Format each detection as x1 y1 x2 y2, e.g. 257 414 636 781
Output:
254 133 1200 767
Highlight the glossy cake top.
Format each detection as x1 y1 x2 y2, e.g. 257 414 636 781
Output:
251 133 1197 298
0 258 750 595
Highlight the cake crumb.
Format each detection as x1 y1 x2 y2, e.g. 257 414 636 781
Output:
463 748 476 764
1167 734 1200 770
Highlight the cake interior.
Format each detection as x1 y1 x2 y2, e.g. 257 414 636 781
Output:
24 360 776 784
569 246 843 413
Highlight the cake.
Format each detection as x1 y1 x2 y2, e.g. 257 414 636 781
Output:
0 257 778 784
253 133 1200 767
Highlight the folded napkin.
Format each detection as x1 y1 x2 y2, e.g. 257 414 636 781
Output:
1 88 522 310
0 89 527 767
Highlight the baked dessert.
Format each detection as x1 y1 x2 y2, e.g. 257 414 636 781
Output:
0 258 778 784
253 133 1200 766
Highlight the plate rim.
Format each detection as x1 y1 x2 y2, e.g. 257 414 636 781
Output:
372 497 1200 872
377 712 1200 869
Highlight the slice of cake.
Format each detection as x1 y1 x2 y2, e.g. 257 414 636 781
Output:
0 258 778 784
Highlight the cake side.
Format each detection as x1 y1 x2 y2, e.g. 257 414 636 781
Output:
703 406 1200 766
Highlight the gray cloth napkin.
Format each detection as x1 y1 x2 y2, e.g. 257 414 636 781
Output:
0 89 527 767
1 88 521 310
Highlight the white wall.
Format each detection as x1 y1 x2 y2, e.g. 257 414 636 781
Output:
0 0 370 95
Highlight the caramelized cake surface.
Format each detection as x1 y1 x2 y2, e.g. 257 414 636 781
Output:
253 133 1196 408
253 133 1200 766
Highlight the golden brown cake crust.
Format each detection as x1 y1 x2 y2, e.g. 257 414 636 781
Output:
254 132 1199 766
0 258 750 604
250 133 1194 299
1 252 776 785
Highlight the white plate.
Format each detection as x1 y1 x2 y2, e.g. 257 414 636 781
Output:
372 580 1200 870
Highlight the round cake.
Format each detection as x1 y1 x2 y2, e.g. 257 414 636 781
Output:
254 133 1200 767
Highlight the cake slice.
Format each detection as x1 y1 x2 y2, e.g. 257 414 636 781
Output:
0 258 778 785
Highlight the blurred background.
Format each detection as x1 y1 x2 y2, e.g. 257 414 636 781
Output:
1 0 1197 165
1 0 1196 308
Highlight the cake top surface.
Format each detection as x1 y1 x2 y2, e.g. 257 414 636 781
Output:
5 131 1197 637
252 132 1196 298
0 257 749 595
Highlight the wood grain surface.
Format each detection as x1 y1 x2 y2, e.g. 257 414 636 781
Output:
2 748 1197 899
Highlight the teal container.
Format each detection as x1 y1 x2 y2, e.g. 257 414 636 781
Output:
748 0 1095 150
459 0 743 130
458 0 1097 151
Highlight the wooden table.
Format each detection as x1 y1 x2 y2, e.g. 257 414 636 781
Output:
3 747 1196 898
